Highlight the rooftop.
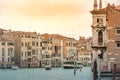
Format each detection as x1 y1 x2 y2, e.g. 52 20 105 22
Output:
0 36 13 42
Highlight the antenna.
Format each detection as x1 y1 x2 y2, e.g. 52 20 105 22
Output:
28 25 31 32
105 0 108 7
71 30 75 39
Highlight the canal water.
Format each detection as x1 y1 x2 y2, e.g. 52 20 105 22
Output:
0 67 111 80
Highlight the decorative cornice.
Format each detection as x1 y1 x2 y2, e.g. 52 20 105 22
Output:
92 25 107 28
97 25 107 28
90 10 107 14
96 28 106 32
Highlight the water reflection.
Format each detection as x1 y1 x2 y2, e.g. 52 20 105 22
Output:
0 67 111 80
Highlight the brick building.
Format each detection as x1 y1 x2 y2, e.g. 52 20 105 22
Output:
91 0 120 71
77 36 92 66
107 4 120 71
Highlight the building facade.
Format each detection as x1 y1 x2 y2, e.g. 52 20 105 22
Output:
91 0 120 70
41 34 52 67
65 38 76 61
78 50 91 66
107 4 120 71
91 0 108 70
51 34 63 67
13 31 42 68
0 28 93 68
77 37 92 66
0 36 14 68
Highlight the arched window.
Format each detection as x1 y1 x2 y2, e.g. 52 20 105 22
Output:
98 30 103 45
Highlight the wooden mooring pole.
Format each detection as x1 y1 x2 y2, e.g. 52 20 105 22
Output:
93 60 97 80
113 64 116 80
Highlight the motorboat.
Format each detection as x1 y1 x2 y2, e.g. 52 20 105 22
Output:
45 65 51 70
11 66 19 70
62 61 82 69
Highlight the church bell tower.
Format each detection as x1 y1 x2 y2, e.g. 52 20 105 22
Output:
90 0 108 69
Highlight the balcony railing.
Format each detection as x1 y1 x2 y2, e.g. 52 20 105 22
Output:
27 45 32 50
27 58 32 62
52 53 61 59
32 54 38 57
91 43 107 48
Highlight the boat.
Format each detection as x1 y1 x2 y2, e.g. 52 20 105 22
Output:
45 65 51 70
62 61 82 69
11 66 19 70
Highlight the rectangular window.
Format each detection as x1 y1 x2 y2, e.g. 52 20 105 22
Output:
97 18 103 24
27 42 31 49
116 43 120 48
40 42 42 46
1 42 5 45
25 42 27 47
50 47 52 50
116 41 120 48
116 29 120 35
21 52 23 57
73 43 76 47
42 47 46 50
36 42 38 46
7 43 13 46
8 48 10 56
28 52 31 56
2 48 4 56
32 50 35 55
22 42 24 47
8 58 10 62
66 43 68 46
32 41 35 46
2 58 4 62
54 46 58 50
69 43 71 47
28 58 31 62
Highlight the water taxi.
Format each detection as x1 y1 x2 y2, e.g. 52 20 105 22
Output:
62 61 82 69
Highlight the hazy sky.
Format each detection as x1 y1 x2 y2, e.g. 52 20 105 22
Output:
0 0 120 39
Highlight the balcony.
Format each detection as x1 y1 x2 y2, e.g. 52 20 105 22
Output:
91 43 107 48
42 55 51 60
52 53 61 59
7 43 14 46
27 45 32 50
27 52 32 58
27 58 32 63
32 54 38 57
32 58 38 63
42 58 52 61
32 54 37 56
27 55 32 58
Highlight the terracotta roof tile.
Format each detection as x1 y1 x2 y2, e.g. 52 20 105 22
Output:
11 31 37 35
41 33 76 41
115 5 120 10
0 36 12 42
0 28 7 31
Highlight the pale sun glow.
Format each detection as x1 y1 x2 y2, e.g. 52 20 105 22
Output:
0 0 120 39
